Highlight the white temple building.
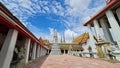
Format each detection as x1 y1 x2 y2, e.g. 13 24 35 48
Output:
83 0 120 60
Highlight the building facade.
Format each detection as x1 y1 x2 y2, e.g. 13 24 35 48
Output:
83 0 120 60
0 2 48 68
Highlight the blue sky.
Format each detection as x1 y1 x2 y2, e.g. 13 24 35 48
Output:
1 0 106 43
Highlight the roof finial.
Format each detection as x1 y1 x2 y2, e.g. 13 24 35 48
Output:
53 29 58 43
72 33 74 41
61 35 63 43
63 32 66 43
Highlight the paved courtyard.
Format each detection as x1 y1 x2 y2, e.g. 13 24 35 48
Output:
26 55 120 68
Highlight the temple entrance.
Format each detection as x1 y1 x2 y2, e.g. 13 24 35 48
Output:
61 50 64 54
65 50 68 54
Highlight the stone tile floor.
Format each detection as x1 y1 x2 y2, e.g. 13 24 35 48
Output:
26 54 120 68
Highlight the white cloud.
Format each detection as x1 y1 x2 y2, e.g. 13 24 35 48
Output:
63 0 105 32
51 7 58 14
48 28 79 43
64 29 78 43
1 0 106 43
44 6 50 12
65 0 91 16
65 0 91 10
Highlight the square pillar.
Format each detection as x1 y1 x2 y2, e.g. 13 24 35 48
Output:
25 38 31 63
40 47 43 56
45 49 46 55
93 20 102 39
106 10 120 47
100 18 114 43
42 48 44 55
64 50 65 54
116 8 120 22
44 49 47 55
47 50 49 54
39 46 41 57
0 29 18 68
87 24 97 53
45 49 47 55
43 48 45 55
32 42 37 59
37 45 40 58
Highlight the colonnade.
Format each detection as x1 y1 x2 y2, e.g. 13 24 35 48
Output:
0 29 48 68
86 8 120 58
0 3 48 68
87 9 120 48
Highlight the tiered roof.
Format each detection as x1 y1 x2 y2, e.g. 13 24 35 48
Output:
72 33 89 45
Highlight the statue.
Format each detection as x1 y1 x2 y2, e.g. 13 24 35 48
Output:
108 50 116 60
10 46 25 68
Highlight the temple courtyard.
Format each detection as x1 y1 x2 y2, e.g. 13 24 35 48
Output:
26 54 120 68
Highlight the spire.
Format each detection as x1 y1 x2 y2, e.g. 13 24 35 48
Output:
53 29 55 38
53 29 58 43
53 29 55 43
56 30 58 42
61 35 62 43
55 30 57 36
63 32 66 43
72 33 74 41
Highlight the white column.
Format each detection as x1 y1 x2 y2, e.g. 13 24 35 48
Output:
45 49 47 55
39 46 41 57
87 24 97 53
47 50 49 54
42 48 44 55
46 49 48 54
37 45 40 58
116 8 120 22
93 20 102 39
0 29 18 68
42 47 44 55
25 38 31 63
106 10 120 47
100 18 114 43
68 50 70 54
43 48 44 55
44 48 46 55
64 50 65 54
75 50 78 56
41 48 43 55
32 42 37 59
40 47 43 56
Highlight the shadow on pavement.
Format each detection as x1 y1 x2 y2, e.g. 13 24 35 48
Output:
25 55 49 68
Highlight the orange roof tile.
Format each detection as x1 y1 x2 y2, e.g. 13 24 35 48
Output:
72 33 89 45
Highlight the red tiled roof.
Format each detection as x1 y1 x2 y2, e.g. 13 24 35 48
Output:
39 37 44 45
0 2 48 49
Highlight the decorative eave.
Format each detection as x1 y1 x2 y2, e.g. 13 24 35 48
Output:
83 0 120 26
0 2 48 49
72 33 89 45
